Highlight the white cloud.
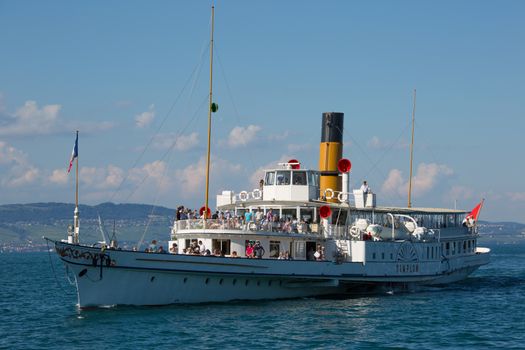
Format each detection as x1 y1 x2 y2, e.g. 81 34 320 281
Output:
49 169 69 185
447 185 474 201
0 141 40 187
152 132 199 151
128 160 171 192
175 156 242 198
0 100 61 136
381 168 405 195
381 163 453 198
413 163 453 194
135 104 155 128
0 99 115 136
80 165 124 190
226 125 261 147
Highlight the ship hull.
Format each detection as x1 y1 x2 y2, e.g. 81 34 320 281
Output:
53 241 490 307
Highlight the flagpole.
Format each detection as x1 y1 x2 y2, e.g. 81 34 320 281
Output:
74 130 79 244
75 130 79 209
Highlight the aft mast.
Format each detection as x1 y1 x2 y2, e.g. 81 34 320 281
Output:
407 89 416 208
204 6 217 219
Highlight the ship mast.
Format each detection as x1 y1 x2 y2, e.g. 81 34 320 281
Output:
407 89 416 208
204 6 215 219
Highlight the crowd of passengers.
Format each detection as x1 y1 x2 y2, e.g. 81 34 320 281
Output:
175 205 312 233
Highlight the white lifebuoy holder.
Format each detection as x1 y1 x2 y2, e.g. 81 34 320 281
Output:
337 191 348 202
324 188 334 200
350 226 360 238
252 189 262 200
239 191 248 201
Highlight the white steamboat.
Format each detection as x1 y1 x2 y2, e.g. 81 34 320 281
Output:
48 8 489 308
50 111 489 307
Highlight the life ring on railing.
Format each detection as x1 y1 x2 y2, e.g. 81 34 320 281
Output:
337 191 348 202
239 191 248 201
252 189 262 200
349 225 360 238
324 188 334 200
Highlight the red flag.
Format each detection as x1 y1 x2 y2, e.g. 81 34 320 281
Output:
466 199 484 221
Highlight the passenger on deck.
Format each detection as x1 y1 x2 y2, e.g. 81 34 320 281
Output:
255 207 264 223
360 181 370 193
198 240 206 254
149 240 158 253
170 243 178 254
253 241 265 259
231 251 239 258
314 244 322 261
158 246 167 254
245 210 253 223
266 208 274 222
245 242 254 258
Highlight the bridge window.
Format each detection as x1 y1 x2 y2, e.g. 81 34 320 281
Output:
265 171 275 185
276 171 290 185
292 171 307 185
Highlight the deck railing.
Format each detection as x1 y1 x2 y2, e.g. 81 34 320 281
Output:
171 219 353 239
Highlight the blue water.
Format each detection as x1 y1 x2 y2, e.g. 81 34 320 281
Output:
1 241 524 350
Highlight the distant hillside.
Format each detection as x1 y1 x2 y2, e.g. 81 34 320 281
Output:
0 202 174 223
0 202 176 247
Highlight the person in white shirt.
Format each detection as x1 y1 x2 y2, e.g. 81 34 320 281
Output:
360 181 369 193
198 240 206 254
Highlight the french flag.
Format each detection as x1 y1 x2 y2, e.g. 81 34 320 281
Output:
67 131 78 174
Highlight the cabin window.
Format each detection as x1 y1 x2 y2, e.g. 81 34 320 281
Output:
212 239 231 256
445 242 450 256
292 171 307 185
294 241 306 259
381 252 385 260
269 241 280 258
276 171 290 185
372 253 376 260
265 172 275 186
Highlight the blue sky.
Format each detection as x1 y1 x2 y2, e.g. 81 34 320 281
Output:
0 0 523 223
